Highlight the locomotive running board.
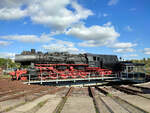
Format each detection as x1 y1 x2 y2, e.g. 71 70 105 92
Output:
23 76 119 85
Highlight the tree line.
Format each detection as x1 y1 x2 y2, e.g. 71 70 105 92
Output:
131 58 150 74
0 58 20 69
131 58 150 68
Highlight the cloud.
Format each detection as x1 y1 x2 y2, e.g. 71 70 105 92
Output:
0 0 137 55
42 40 84 53
66 22 136 54
123 54 138 58
23 21 27 25
78 40 100 47
108 0 119 6
110 42 137 53
129 8 136 11
124 25 133 32
0 0 93 32
66 22 120 47
0 52 15 59
0 40 11 46
0 0 30 8
0 32 85 53
113 48 135 53
103 13 108 17
29 0 93 31
111 42 137 48
143 48 150 55
0 8 27 20
103 22 112 26
97 13 109 18
0 34 53 43
0 0 29 20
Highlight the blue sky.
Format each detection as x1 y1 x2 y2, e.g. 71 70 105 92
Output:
0 0 150 60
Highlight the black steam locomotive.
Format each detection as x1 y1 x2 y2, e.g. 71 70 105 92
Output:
10 49 146 82
15 49 121 72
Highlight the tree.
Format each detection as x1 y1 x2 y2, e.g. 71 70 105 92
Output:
131 57 150 75
0 58 20 69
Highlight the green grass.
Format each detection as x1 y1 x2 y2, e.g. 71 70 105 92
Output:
107 93 113 97
37 100 48 108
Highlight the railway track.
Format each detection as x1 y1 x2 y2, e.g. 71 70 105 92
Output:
60 87 95 113
0 78 150 113
94 86 147 113
89 86 113 113
0 88 29 97
0 87 64 113
53 87 73 113
113 85 150 100
0 87 51 102
130 85 150 91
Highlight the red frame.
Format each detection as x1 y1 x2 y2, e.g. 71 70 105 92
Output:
9 64 112 80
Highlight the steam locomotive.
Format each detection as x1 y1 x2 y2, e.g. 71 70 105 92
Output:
10 49 122 80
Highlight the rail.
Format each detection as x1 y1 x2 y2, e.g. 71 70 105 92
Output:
113 85 150 100
95 86 148 113
53 87 73 113
89 87 101 113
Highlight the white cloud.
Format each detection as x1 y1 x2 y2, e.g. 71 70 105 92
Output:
29 0 93 31
0 0 29 8
0 33 85 53
0 52 15 59
103 13 108 17
111 42 137 48
0 8 27 20
71 1 93 19
110 42 137 53
66 22 120 47
23 21 27 25
0 0 93 31
42 40 84 53
97 13 109 18
66 22 136 54
0 0 29 20
0 0 137 55
103 22 112 26
113 48 135 53
0 34 53 43
78 40 99 47
124 25 133 32
129 8 136 11
123 54 138 58
108 0 119 6
143 48 150 55
0 40 11 46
